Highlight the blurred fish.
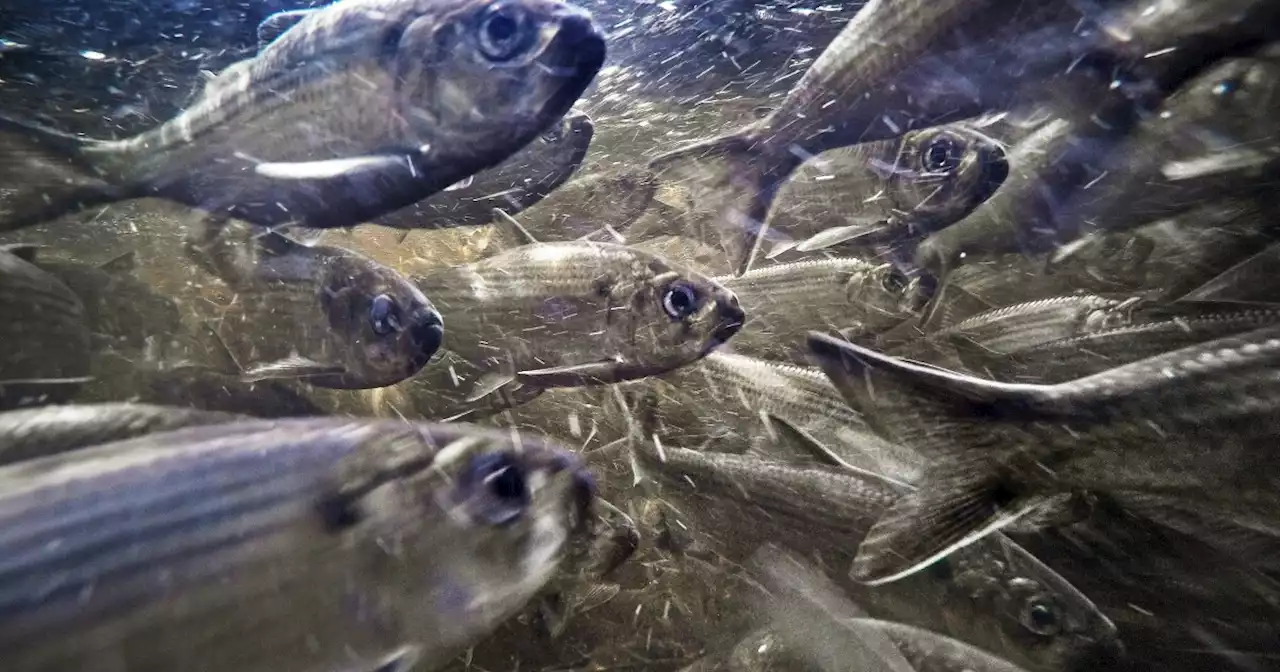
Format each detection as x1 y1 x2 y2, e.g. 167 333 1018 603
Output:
373 109 594 231
75 351 329 419
631 351 924 484
808 327 1280 586
0 0 606 241
918 49 1280 271
0 246 91 410
0 417 595 671
198 232 443 389
0 402 240 465
632 443 1121 672
719 258 917 364
765 125 1008 256
502 166 657 243
5 245 182 352
406 238 743 419
1181 239 1280 306
646 0 1107 273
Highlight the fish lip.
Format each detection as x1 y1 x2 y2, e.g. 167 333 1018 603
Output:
534 8 606 113
708 293 746 347
542 449 597 537
408 308 445 365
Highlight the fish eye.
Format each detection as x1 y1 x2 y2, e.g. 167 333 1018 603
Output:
476 2 535 63
881 267 909 294
369 294 403 336
1020 597 1062 636
662 281 701 320
921 134 963 173
462 452 531 526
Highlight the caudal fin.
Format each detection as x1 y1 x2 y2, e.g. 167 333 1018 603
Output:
646 133 800 276
0 115 123 231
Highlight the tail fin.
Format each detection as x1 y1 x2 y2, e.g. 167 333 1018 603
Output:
646 134 800 276
0 115 123 231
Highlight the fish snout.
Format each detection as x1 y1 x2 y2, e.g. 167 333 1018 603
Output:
542 449 597 536
711 291 746 345
409 307 445 363
544 7 606 74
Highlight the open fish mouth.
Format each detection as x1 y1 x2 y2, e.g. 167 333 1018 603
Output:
708 293 747 349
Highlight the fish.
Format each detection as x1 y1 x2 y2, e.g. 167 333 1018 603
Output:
0 417 595 671
196 231 444 389
3 245 182 353
631 441 1122 672
918 49 1280 272
807 327 1280 586
404 236 744 419
74 351 329 420
645 0 1110 274
763 124 1009 257
0 0 606 241
1180 239 1280 305
510 166 658 243
718 258 917 364
0 246 92 410
372 109 594 231
630 350 925 484
0 402 241 465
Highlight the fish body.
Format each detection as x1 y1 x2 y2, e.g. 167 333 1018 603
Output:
206 235 444 389
13 247 182 353
633 443 1121 672
0 0 606 235
0 417 593 672
719 258 916 364
0 247 91 410
808 327 1280 585
406 240 744 418
764 124 1008 255
635 351 924 483
0 402 241 465
374 109 594 230
512 166 658 243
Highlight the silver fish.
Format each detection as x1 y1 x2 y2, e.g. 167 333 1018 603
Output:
406 239 744 419
507 166 658 243
719 258 917 364
808 327 1280 586
199 233 444 389
0 402 240 465
373 109 594 230
0 247 91 410
0 417 595 672
0 0 606 237
632 442 1121 672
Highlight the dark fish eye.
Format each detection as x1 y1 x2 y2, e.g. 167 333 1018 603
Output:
462 452 530 526
921 134 963 173
1212 76 1241 98
662 281 701 320
476 2 535 63
881 268 909 294
369 294 403 336
1021 597 1062 636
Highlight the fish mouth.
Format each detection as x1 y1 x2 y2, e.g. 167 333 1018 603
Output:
708 293 746 349
408 307 445 366
534 8 606 115
536 447 597 537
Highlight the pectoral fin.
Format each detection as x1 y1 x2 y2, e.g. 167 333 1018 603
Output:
764 414 912 489
240 355 347 382
443 175 475 191
0 243 42 262
350 645 423 672
257 9 318 51
517 360 623 388
490 207 540 247
253 155 410 181
465 371 516 403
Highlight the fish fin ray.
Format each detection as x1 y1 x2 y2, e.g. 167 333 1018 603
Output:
240 355 346 382
765 413 911 489
1178 241 1280 305
1115 491 1280 567
490 207 540 247
466 371 516 402
252 154 410 181
517 360 621 387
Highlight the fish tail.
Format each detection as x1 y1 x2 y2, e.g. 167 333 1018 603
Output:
647 132 801 276
0 115 125 231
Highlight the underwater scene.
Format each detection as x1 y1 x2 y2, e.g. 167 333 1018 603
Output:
2 0 1279 670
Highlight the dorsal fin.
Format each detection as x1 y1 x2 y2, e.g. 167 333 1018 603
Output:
257 9 318 51
0 243 42 263
490 207 540 247
97 250 136 273
1179 241 1280 306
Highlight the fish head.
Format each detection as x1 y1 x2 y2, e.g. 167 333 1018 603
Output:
394 0 606 165
888 126 1008 232
1159 53 1280 148
843 262 919 329
934 537 1125 672
344 425 595 656
604 248 746 378
318 253 445 388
